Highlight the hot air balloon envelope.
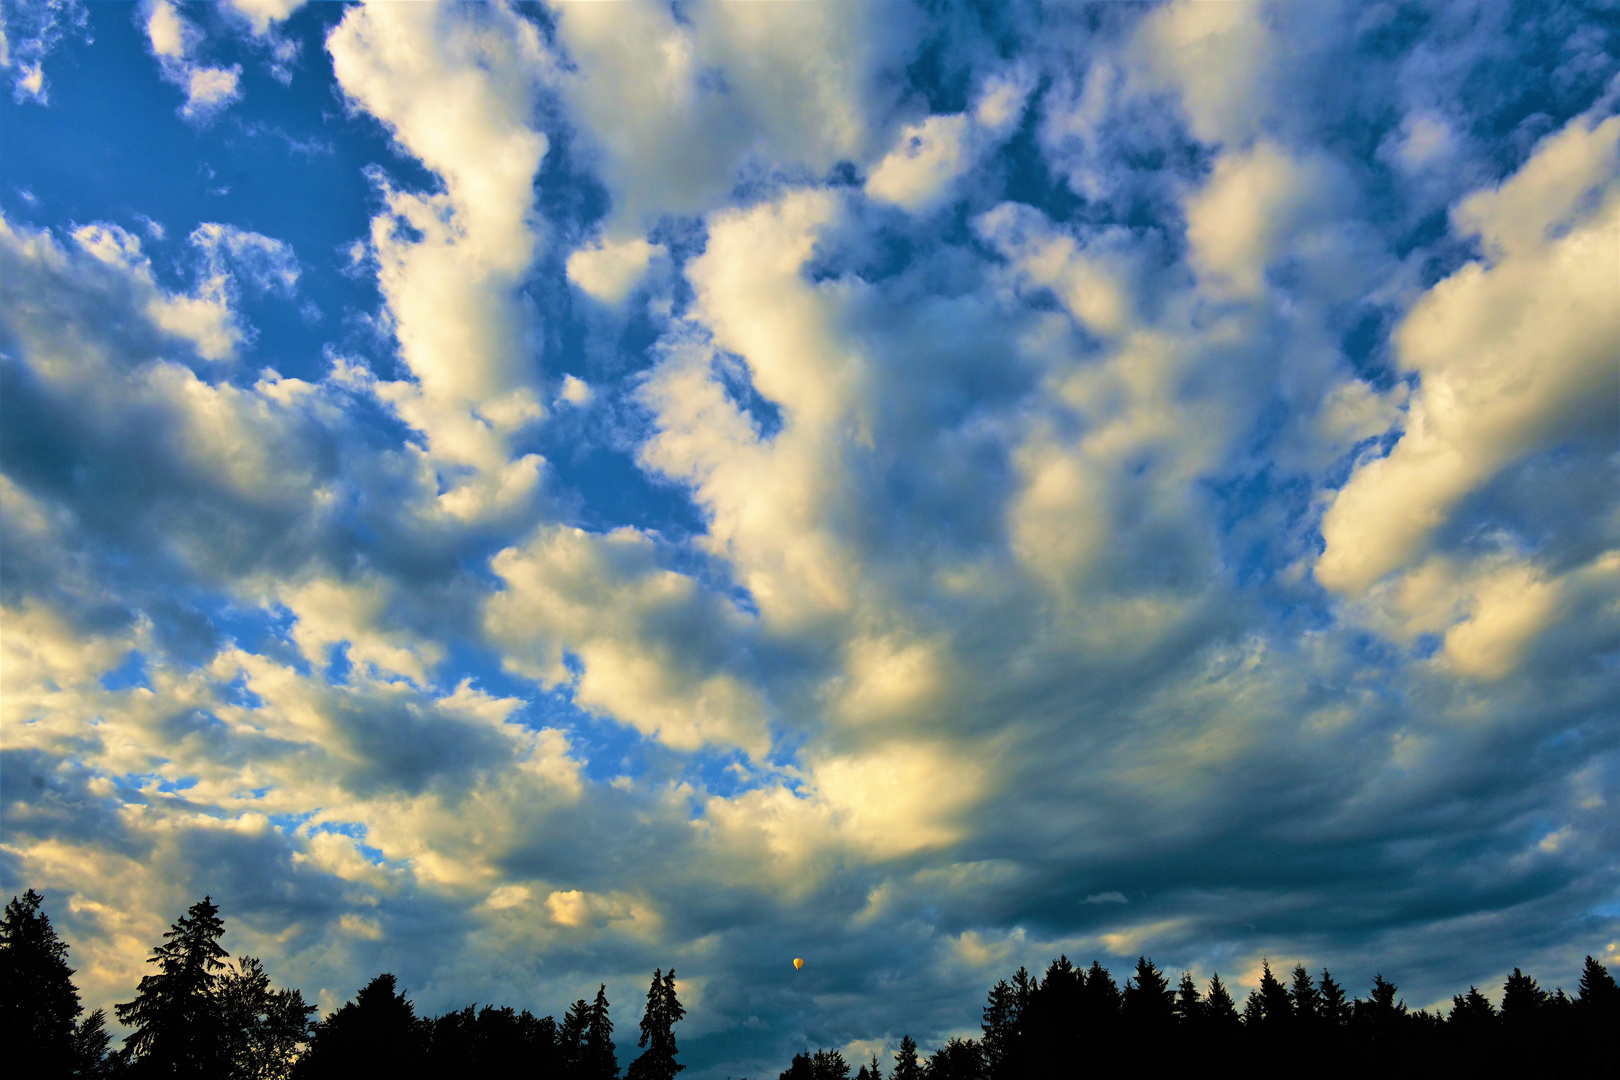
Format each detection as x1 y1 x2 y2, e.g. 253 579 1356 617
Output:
793 957 804 970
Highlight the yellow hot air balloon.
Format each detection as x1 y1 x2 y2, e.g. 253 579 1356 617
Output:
793 957 804 970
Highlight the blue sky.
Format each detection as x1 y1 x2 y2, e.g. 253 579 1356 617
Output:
2 1 1617 1075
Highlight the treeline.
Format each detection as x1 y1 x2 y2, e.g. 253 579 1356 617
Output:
3 891 684 1079
774 953 1619 1080
7 888 1617 1079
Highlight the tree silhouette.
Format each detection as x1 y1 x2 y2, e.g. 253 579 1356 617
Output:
217 954 314 1079
293 973 427 1080
1173 971 1202 1027
1288 965 1321 1028
979 973 1026 1078
1255 960 1293 1030
892 1034 923 1080
562 996 591 1073
115 895 231 1077
584 983 620 1080
628 968 686 1080
1317 969 1351 1028
2 889 90 1076
1204 973 1239 1028
923 1036 984 1080
1121 956 1174 1036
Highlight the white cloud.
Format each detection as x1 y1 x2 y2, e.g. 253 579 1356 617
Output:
1318 112 1620 595
566 235 664 306
328 0 554 523
1 0 88 104
225 0 306 38
866 74 1031 213
142 0 243 122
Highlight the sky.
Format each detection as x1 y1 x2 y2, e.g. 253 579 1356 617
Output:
1 0 1617 1074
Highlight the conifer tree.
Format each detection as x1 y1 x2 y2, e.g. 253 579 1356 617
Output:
980 978 1020 1077
891 1034 923 1080
1241 989 1263 1027
584 983 620 1079
1204 973 1240 1028
1256 960 1293 1028
1318 969 1351 1027
1174 972 1202 1026
1289 965 1321 1027
628 968 686 1080
116 895 231 1077
1121 956 1175 1033
1575 955 1618 1044
1 888 84 1075
1500 968 1550 1026
1448 986 1497 1031
562 996 592 1073
924 1037 983 1080
293 973 426 1080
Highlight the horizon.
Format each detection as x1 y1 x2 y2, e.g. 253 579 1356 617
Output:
2 2 1616 1077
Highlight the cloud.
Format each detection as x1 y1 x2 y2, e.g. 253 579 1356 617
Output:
5 5 1619 1076
1318 109 1620 596
1 0 88 104
566 235 665 307
141 0 242 122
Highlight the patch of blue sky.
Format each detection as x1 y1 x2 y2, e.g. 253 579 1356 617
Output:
99 649 151 692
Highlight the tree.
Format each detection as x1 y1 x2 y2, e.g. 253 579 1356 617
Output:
1256 960 1293 1029
1 889 84 1076
1204 973 1240 1028
1173 972 1202 1027
980 977 1023 1078
217 954 315 1080
1318 969 1351 1028
1120 956 1175 1034
892 1035 923 1080
116 895 231 1078
1289 965 1321 1027
628 968 686 1080
561 996 591 1073
924 1037 984 1080
1500 968 1549 1026
1448 987 1496 1032
584 983 620 1080
781 1049 849 1080
855 1053 883 1080
293 973 427 1080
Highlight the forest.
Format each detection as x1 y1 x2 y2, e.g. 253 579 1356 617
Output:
4 889 1614 1079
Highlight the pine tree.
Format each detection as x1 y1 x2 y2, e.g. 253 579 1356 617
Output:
1204 973 1240 1028
1256 960 1293 1028
892 1034 923 1080
115 895 231 1078
1318 969 1351 1027
1121 956 1175 1034
628 968 686 1080
1448 986 1497 1032
562 996 592 1073
1289 965 1321 1027
293 973 427 1080
1500 968 1549 1027
584 983 620 1080
980 978 1021 1077
924 1037 983 1080
1174 972 1202 1026
1 888 84 1075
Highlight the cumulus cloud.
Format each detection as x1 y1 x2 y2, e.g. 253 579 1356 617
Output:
5 5 1619 1076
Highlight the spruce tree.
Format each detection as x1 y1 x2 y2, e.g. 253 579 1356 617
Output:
1204 973 1240 1028
562 996 592 1073
1318 969 1351 1027
1256 960 1293 1028
293 973 427 1080
1 888 84 1075
1448 986 1497 1031
891 1034 923 1080
1174 972 1202 1026
1121 956 1175 1034
115 895 231 1078
628 968 686 1080
584 983 620 1079
1500 968 1550 1026
980 978 1021 1077
1289 965 1321 1027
